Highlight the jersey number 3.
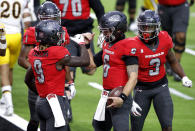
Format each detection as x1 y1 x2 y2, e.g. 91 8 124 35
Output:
149 58 160 76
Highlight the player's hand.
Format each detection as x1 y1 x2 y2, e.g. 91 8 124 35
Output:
182 76 192 88
131 101 142 117
97 33 104 48
70 34 86 45
107 97 123 108
69 82 76 99
82 32 95 44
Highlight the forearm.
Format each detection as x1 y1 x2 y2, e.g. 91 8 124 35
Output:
167 50 186 78
123 72 137 96
65 66 73 82
87 49 97 68
79 45 90 66
24 67 38 94
170 61 186 78
123 65 138 96
18 57 31 69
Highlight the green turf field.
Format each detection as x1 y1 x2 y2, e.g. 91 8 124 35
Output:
9 0 195 131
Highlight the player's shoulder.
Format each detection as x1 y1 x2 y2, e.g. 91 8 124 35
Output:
25 27 35 34
49 46 69 53
118 37 139 48
159 31 171 39
158 31 172 43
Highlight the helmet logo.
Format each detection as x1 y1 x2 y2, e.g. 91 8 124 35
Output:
108 15 120 22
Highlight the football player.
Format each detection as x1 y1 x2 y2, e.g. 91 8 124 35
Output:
130 10 192 131
158 0 194 81
25 19 90 131
141 0 158 12
48 0 105 80
18 1 71 131
0 23 7 56
115 0 137 32
0 0 32 116
86 11 140 131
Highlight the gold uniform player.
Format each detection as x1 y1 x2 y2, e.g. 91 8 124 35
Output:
0 23 7 56
0 0 32 116
142 0 158 11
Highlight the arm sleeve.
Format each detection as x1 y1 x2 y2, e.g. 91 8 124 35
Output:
89 0 105 23
122 55 138 65
94 50 103 67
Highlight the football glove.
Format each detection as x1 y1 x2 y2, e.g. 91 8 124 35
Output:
70 34 85 45
68 81 76 99
131 101 142 117
182 76 192 88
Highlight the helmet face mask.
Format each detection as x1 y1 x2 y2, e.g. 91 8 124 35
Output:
98 26 115 43
138 22 160 41
98 11 127 43
137 10 161 43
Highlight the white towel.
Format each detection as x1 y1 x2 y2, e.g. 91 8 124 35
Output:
46 94 66 127
94 90 109 121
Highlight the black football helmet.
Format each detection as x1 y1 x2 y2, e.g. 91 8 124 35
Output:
98 11 127 43
137 10 161 43
37 1 61 24
35 20 65 46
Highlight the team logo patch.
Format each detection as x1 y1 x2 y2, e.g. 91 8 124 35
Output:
131 48 136 54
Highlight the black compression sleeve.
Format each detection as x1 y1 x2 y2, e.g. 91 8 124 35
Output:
122 55 138 65
94 50 103 67
89 0 105 22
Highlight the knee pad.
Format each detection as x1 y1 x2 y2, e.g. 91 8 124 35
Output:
173 39 186 53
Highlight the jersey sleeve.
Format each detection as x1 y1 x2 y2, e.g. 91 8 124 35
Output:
23 27 37 45
122 39 139 57
52 46 70 59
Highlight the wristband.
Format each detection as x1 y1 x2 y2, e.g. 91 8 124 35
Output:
67 80 74 84
119 93 128 102
85 44 90 49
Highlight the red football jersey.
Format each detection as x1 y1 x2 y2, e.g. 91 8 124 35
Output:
23 26 70 46
136 31 173 82
102 38 138 90
52 0 90 20
158 0 186 6
28 46 70 98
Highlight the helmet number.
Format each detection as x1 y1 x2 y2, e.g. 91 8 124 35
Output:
0 1 21 19
149 58 160 76
103 54 110 78
34 60 45 84
60 0 82 17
